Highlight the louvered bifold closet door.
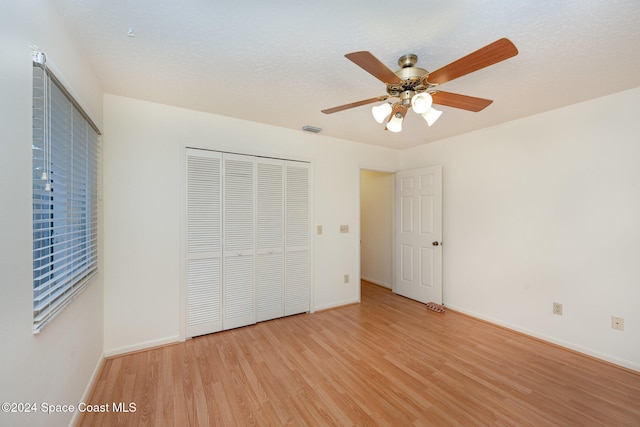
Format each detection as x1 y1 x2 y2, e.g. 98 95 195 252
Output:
186 149 223 337
256 158 285 322
223 154 256 330
285 162 311 316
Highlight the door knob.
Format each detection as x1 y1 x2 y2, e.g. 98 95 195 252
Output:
432 241 439 246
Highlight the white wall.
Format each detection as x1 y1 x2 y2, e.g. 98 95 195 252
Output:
0 2 104 427
102 94 401 354
401 87 640 371
360 170 393 288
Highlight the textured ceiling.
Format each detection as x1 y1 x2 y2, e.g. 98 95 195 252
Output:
53 0 640 149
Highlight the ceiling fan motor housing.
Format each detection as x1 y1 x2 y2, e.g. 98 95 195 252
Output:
398 53 418 68
387 54 434 99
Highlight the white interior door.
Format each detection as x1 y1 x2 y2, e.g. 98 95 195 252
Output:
185 149 223 337
185 149 311 336
256 158 285 322
394 166 442 304
284 162 311 316
223 153 256 330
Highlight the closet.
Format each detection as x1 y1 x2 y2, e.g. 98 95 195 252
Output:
185 149 311 338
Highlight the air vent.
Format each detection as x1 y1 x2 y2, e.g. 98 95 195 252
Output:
302 125 322 133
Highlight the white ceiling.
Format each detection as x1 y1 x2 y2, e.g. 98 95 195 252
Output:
53 0 640 150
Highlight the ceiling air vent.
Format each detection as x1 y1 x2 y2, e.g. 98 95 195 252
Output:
302 125 322 133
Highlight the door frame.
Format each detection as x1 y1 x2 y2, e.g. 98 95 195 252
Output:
359 165 443 304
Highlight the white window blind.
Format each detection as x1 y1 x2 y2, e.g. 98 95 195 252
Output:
32 55 100 333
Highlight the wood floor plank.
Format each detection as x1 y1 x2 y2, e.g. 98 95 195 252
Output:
78 281 640 426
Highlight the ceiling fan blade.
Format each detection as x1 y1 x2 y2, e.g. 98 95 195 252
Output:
431 91 493 112
427 38 518 85
321 96 389 114
345 51 403 85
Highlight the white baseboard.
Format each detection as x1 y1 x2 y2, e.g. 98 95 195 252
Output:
70 351 105 427
104 335 181 358
446 304 640 373
361 276 391 289
314 297 360 312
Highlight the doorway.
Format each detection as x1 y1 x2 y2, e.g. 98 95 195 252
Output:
360 166 443 305
360 170 394 290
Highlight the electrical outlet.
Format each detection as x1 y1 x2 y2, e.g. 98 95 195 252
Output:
340 224 349 233
611 316 624 331
553 302 563 315
344 274 349 284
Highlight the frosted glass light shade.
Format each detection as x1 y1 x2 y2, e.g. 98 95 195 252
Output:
411 92 433 114
372 103 393 123
386 113 403 133
421 107 443 126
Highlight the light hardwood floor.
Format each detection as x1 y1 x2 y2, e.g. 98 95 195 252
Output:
79 282 640 426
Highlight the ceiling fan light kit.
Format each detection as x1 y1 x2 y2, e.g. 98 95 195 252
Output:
372 102 393 123
410 92 433 114
322 38 519 134
373 90 441 130
386 112 404 133
422 107 443 127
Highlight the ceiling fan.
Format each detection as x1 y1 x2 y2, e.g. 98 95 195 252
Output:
321 38 518 132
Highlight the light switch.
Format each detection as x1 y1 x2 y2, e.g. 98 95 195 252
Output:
317 225 323 235
340 224 349 233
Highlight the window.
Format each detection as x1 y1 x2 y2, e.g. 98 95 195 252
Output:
32 55 100 333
